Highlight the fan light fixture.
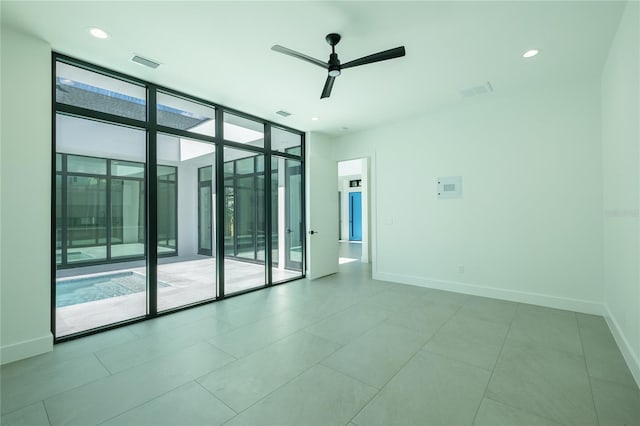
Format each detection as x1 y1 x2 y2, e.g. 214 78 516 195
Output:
523 49 539 58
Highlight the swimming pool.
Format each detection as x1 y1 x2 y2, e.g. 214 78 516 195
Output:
56 272 167 308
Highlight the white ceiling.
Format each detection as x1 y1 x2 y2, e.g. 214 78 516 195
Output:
1 1 626 136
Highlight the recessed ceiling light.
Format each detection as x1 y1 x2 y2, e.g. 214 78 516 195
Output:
89 27 109 39
311 117 319 121
522 49 539 58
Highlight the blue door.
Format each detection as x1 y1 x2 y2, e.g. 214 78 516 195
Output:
349 192 362 241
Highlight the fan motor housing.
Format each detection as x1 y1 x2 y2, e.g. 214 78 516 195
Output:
328 53 341 76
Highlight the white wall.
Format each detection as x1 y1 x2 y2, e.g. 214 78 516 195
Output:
175 152 215 259
334 80 604 314
1 27 53 363
601 0 640 385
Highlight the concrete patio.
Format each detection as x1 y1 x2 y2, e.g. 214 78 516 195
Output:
55 257 301 336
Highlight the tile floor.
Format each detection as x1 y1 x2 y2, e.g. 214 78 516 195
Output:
2 244 639 426
56 257 300 336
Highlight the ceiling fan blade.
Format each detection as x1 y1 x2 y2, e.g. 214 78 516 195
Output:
271 45 328 69
341 46 406 70
320 75 336 99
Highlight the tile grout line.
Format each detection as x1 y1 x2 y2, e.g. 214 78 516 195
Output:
468 301 517 425
95 381 203 425
193 380 239 416
576 312 603 426
217 362 319 425
319 362 384 425
19 356 115 419
199 330 346 423
344 301 468 425
468 303 570 426
42 400 53 426
92 351 114 376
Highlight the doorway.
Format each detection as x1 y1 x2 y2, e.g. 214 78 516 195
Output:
337 158 369 263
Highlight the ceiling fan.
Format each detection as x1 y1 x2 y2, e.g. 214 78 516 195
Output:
271 33 406 99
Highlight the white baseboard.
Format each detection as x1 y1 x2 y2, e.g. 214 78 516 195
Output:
373 271 604 315
603 305 640 388
373 271 640 388
1 333 53 365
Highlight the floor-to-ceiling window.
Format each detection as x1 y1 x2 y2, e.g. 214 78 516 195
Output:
53 55 305 339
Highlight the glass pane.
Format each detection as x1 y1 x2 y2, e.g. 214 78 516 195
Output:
67 155 107 175
57 114 146 163
112 160 144 178
224 183 234 255
56 61 146 121
157 134 217 311
236 157 254 175
272 127 302 154
287 146 302 156
158 165 177 180
158 166 177 255
55 115 146 338
236 175 256 260
199 165 212 182
111 179 145 258
270 159 279 268
256 174 265 261
224 162 233 177
223 112 264 147
224 147 265 294
56 153 62 172
199 186 213 252
157 92 215 137
55 175 62 265
66 176 108 254
272 157 303 282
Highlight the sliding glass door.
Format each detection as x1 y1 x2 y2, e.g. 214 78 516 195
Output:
156 131 217 311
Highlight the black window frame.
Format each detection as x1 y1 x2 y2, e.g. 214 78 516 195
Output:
52 53 306 342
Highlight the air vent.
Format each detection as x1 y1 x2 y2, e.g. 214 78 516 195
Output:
131 55 160 69
460 81 493 98
276 110 292 117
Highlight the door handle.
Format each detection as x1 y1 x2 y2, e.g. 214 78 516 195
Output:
308 230 318 235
